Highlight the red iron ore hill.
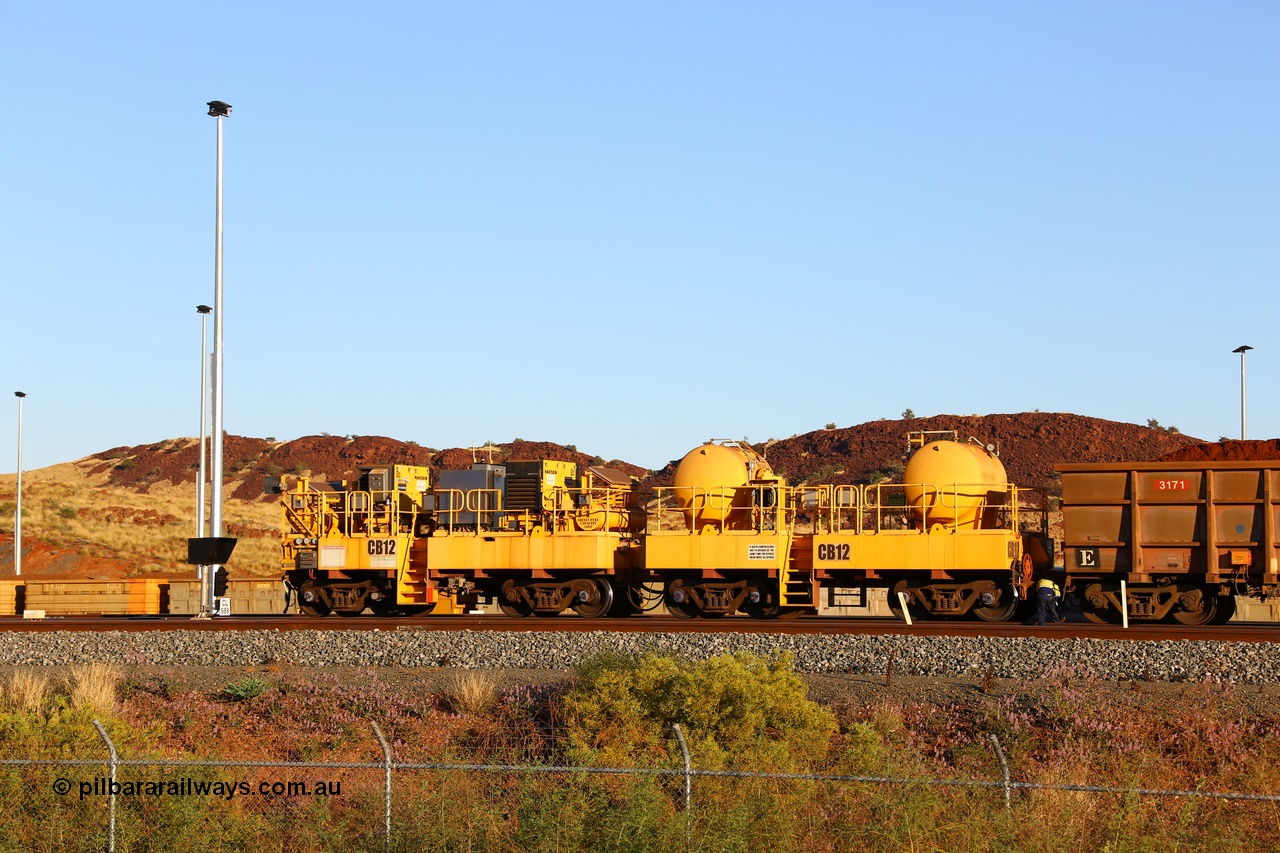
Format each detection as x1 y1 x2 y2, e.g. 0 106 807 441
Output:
80 413 1280 496
1155 439 1280 464
649 413 1273 489
88 436 648 501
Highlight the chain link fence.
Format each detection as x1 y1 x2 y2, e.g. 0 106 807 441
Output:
3 719 1278 852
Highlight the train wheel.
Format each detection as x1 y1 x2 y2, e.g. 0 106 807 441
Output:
498 579 533 618
571 578 614 619
298 583 331 617
742 582 780 619
1211 595 1237 625
664 579 700 619
1081 584 1117 624
972 587 1018 623
499 600 533 617
886 580 922 622
402 604 437 617
1172 586 1219 626
607 581 641 617
368 599 398 617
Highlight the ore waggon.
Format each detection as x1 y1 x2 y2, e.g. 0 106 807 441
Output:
1055 459 1280 625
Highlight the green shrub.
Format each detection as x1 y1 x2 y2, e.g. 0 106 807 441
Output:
560 651 836 772
222 676 269 702
831 720 886 775
870 460 906 484
804 463 839 483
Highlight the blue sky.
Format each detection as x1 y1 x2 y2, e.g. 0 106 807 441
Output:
1 2 1276 473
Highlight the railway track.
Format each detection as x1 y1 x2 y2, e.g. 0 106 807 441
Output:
3 613 1278 642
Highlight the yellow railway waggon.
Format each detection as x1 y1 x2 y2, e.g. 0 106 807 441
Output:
806 432 1052 622
281 459 645 616
413 460 645 617
281 464 438 616
640 432 1052 620
278 434 1053 621
643 440 801 618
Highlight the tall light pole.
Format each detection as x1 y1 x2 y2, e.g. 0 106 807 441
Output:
196 306 212 613
13 392 25 577
1233 345 1253 440
207 100 231 615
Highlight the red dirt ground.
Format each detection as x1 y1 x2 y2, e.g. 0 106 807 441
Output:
1 535 136 580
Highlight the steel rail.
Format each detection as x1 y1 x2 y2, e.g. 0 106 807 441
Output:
1 613 1277 642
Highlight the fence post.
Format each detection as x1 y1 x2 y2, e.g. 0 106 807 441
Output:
672 724 692 851
93 719 117 853
372 722 392 853
988 733 1011 810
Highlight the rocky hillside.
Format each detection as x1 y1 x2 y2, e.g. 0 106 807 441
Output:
647 413 1204 489
761 412 1201 489
89 435 647 502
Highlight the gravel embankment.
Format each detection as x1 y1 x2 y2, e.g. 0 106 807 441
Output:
0 630 1277 683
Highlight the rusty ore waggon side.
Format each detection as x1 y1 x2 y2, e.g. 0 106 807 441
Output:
1056 460 1280 625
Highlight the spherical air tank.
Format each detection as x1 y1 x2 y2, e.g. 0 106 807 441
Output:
903 439 1007 530
673 442 775 530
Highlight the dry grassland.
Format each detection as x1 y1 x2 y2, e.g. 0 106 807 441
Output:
0 459 280 577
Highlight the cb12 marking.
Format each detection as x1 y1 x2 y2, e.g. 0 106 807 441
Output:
367 539 396 556
817 543 851 562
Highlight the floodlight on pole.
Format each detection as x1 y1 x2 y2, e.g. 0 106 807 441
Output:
1233 345 1253 440
13 392 25 578
207 100 230 615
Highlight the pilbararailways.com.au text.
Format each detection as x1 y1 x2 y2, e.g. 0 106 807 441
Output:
52 777 343 800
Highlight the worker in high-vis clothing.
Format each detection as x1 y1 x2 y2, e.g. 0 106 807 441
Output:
1035 575 1062 626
